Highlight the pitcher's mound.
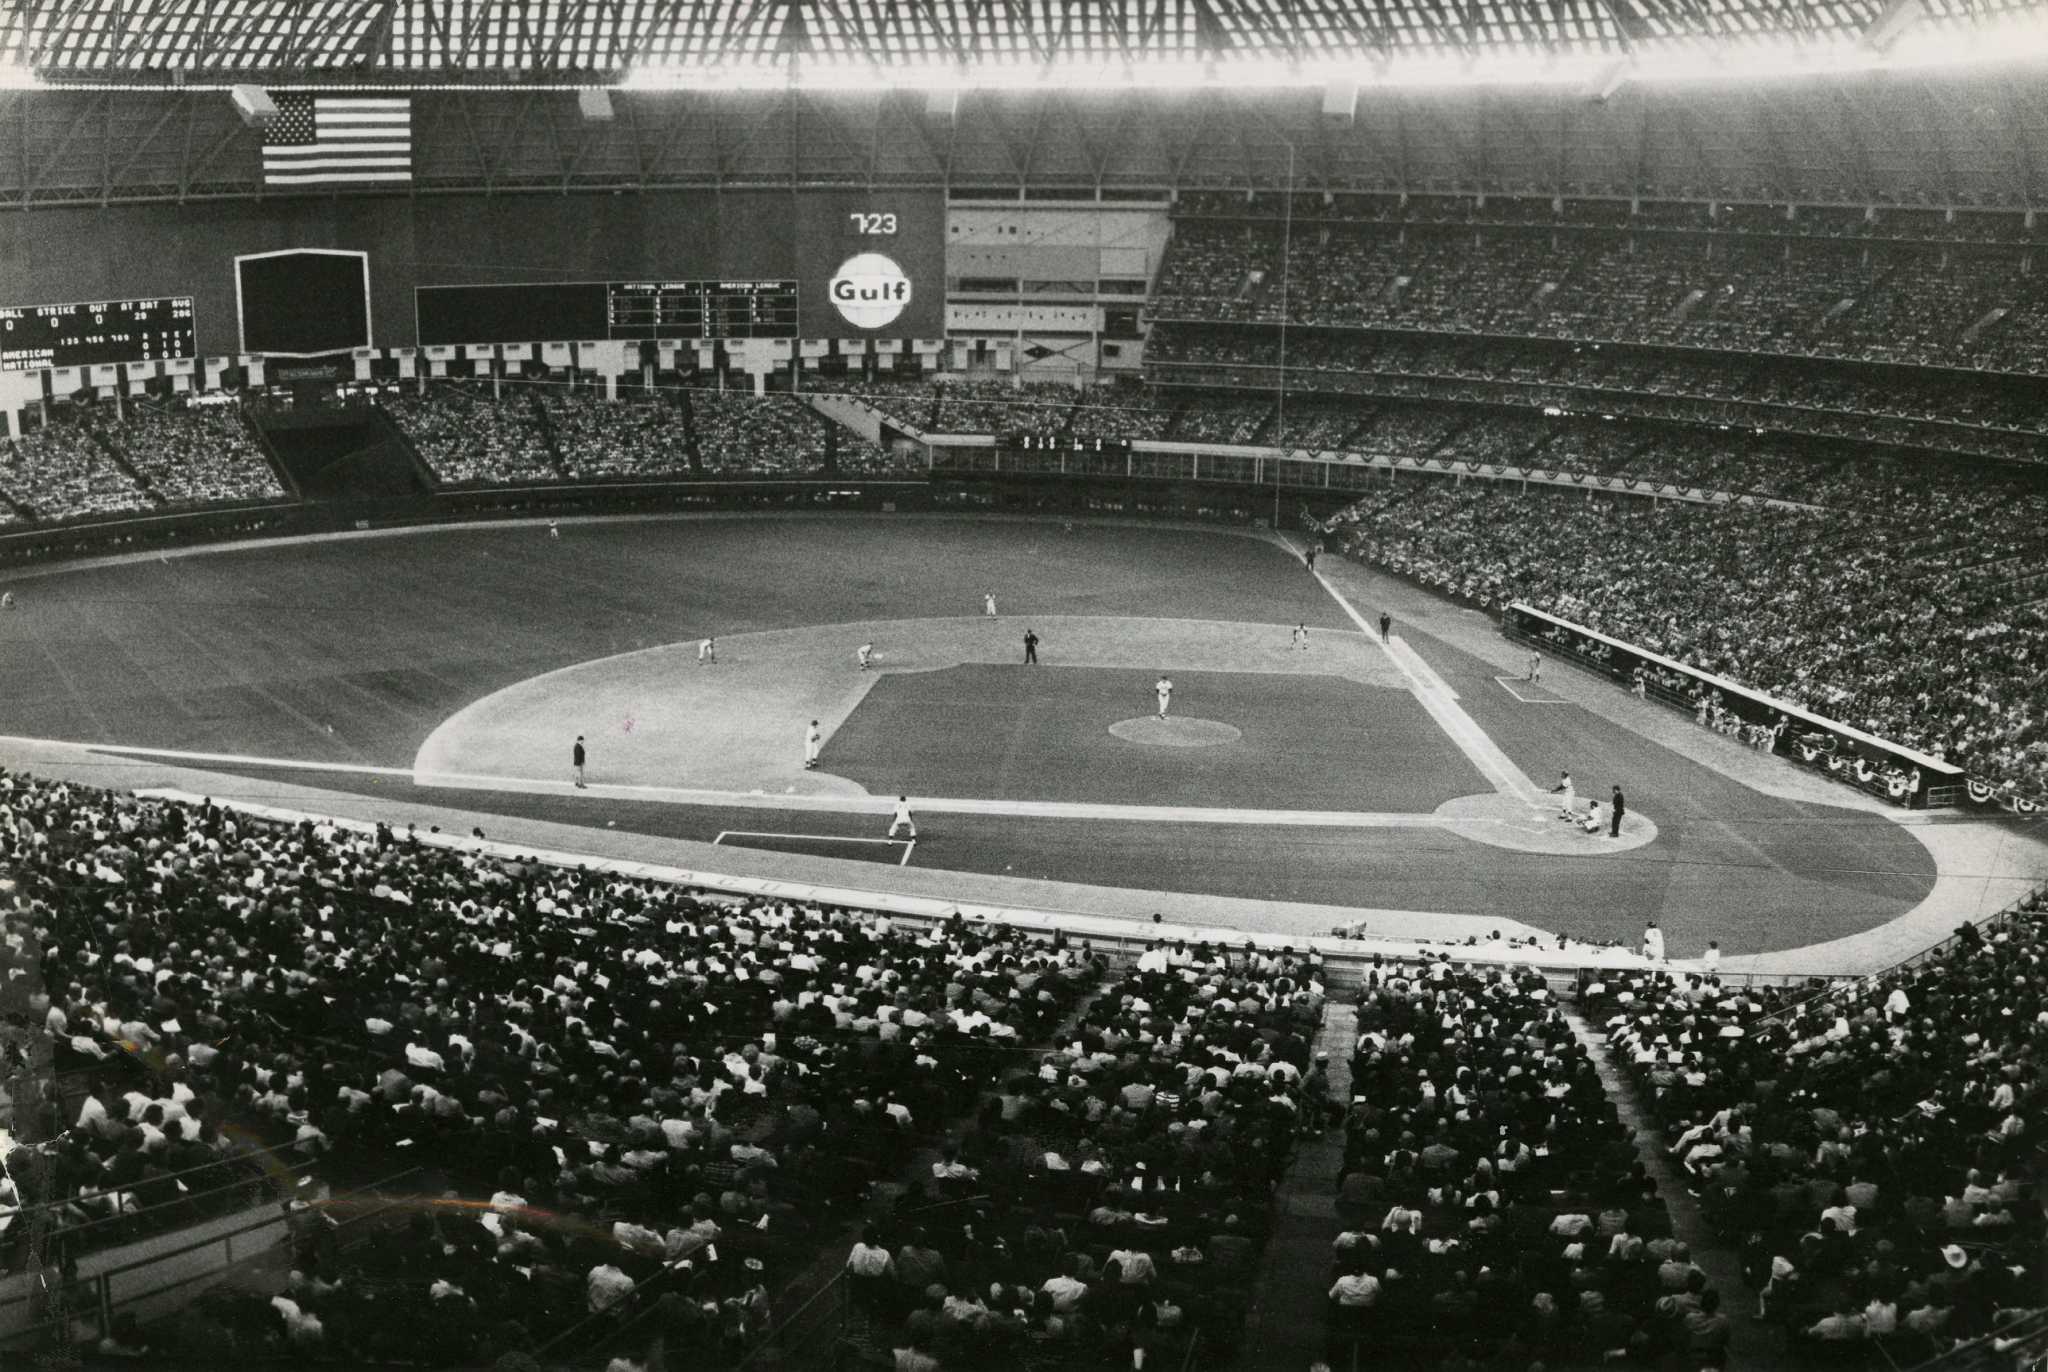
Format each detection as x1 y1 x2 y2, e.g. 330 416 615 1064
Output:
1108 716 1243 748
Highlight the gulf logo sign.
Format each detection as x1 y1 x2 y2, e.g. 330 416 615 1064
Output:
829 253 912 330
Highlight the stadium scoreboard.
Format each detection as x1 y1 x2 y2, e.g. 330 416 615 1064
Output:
606 281 800 340
0 296 196 372
417 279 799 347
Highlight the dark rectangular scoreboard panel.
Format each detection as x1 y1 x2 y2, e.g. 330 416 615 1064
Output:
0 296 197 372
417 279 799 347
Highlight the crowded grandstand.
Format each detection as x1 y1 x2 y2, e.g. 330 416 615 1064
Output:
2 0 2048 1370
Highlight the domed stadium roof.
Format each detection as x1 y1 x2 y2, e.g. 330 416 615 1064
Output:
4 0 2043 87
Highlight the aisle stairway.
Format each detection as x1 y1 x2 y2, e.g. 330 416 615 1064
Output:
1238 989 1770 1372
238 409 303 498
1244 1000 1356 1369
524 391 572 478
78 419 160 505
1565 1005 1776 1370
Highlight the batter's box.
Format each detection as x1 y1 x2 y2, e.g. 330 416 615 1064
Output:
714 830 916 866
1495 675 1569 704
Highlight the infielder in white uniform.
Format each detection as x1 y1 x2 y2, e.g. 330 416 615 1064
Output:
1293 623 1310 651
984 592 997 619
887 795 917 838
1155 676 1173 720
804 720 823 770
857 642 874 670
698 637 717 665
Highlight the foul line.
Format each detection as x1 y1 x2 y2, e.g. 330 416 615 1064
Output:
715 830 917 866
1309 571 1548 807
23 733 1561 832
9 735 1486 829
1495 675 1567 704
64 740 413 777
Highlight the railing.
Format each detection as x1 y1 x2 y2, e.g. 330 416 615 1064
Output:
1719 884 2041 1033
1140 304 2048 389
1 1164 421 1353
1508 602 1959 775
1894 1305 2048 1372
927 437 1785 510
1 1137 310 1233
728 1268 848 1370
1867 888 2040 983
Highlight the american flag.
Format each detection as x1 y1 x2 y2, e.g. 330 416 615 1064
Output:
261 93 411 186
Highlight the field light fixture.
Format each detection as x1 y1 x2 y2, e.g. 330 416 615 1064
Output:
1583 59 1631 102
1865 0 1927 53
229 83 277 127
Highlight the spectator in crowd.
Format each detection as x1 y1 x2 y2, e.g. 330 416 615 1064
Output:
1585 889 2047 1359
0 766 1100 1368
1324 477 2048 798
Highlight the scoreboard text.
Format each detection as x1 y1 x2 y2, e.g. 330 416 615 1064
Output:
417 280 799 347
606 281 800 340
0 296 196 373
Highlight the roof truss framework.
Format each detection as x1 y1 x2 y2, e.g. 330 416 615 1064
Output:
7 0 2042 78
0 73 2041 206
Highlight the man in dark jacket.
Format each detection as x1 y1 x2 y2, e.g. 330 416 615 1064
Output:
1609 786 1626 838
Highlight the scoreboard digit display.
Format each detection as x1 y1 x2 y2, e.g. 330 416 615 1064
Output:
605 282 707 340
602 280 798 339
420 280 801 346
697 281 800 339
0 296 196 373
